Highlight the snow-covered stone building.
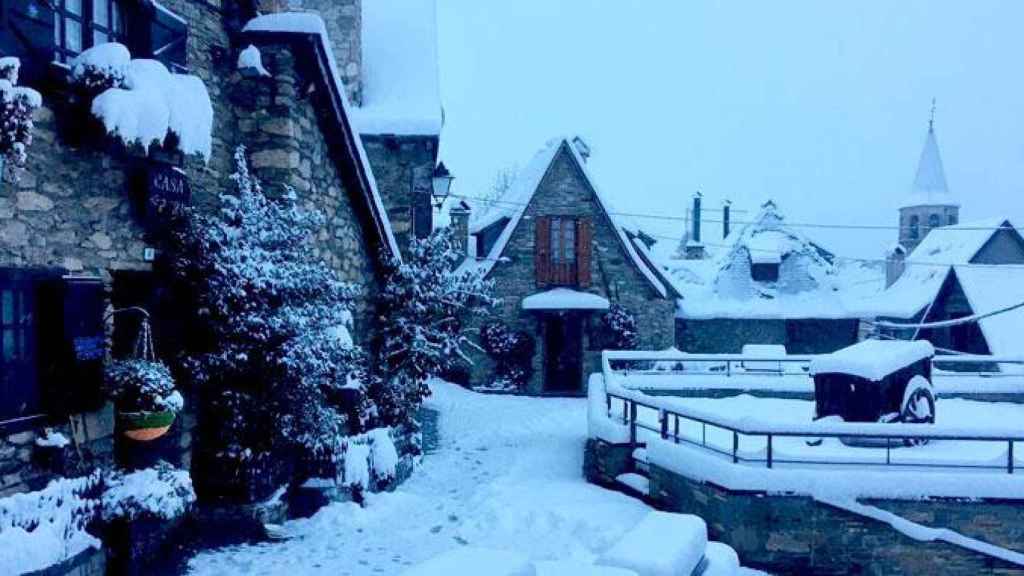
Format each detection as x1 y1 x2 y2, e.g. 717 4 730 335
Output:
0 1 438 571
877 219 1024 359
454 137 678 394
667 201 881 354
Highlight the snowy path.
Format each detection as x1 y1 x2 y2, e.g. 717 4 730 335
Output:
187 381 655 575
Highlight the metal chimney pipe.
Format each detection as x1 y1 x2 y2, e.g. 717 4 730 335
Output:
692 192 702 244
723 200 731 239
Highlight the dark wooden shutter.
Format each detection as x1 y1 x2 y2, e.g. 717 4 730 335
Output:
0 0 57 86
145 2 188 72
535 216 551 287
37 276 106 416
577 217 592 288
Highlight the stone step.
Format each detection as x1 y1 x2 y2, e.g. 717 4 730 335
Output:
615 472 650 497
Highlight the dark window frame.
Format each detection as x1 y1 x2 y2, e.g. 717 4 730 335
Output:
909 215 920 240
0 269 42 428
54 0 127 63
549 216 578 265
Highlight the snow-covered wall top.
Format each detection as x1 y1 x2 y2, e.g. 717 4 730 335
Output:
665 203 885 320
353 0 442 137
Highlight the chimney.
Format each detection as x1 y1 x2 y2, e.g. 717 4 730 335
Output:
685 191 706 260
886 244 907 288
722 200 731 239
449 200 472 263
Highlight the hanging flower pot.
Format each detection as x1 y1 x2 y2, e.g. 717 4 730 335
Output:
118 409 177 442
104 312 184 444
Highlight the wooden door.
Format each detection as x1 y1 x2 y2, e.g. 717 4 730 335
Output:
544 313 583 393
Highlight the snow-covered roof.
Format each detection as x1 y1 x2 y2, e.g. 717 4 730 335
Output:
953 267 1024 357
901 125 958 209
810 339 934 380
353 0 442 137
460 137 669 298
873 219 1018 318
664 203 885 320
521 288 610 311
243 13 401 261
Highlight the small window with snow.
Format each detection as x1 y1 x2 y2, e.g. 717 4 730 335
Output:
908 215 920 240
751 263 780 283
928 214 940 229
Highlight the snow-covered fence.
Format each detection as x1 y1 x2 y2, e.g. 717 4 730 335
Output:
598 352 1024 475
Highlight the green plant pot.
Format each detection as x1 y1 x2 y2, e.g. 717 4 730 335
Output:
119 410 176 442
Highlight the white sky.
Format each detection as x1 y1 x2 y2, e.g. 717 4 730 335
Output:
435 0 1024 260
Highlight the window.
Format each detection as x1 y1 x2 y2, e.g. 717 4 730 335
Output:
751 263 780 283
948 214 958 226
909 215 920 240
0 270 39 422
54 0 126 63
550 217 577 264
928 214 941 229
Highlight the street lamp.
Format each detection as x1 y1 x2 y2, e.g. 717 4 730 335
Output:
431 162 454 209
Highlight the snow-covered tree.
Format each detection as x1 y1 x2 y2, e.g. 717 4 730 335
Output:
168 145 370 457
373 228 496 425
601 304 639 350
0 57 41 178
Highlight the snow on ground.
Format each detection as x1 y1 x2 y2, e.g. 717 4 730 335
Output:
189 380 748 575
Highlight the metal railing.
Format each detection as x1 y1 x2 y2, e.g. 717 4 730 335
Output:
604 351 1024 380
606 391 1023 475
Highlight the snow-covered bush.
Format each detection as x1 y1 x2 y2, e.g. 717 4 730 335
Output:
601 304 639 350
0 57 41 178
480 321 535 389
69 43 213 159
167 145 370 457
0 471 102 574
105 359 184 413
69 42 129 94
340 428 399 495
101 463 195 522
374 228 496 425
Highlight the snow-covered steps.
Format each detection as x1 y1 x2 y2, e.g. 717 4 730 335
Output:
615 473 650 497
598 511 708 576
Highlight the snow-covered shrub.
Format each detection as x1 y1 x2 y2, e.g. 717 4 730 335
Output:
69 42 129 94
167 145 370 457
0 471 102 574
601 304 639 350
105 359 184 413
340 428 398 496
69 43 213 159
0 57 41 178
374 228 496 426
480 321 535 389
101 463 195 522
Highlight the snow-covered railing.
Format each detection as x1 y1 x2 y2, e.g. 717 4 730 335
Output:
602 349 1024 383
600 352 1024 474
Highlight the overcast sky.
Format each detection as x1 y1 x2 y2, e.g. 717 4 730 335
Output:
434 0 1024 260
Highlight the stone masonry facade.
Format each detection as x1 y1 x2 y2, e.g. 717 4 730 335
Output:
464 144 676 394
0 0 383 498
361 135 438 255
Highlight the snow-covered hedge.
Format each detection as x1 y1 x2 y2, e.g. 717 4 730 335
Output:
0 472 102 575
70 43 213 160
342 428 400 491
480 321 535 390
102 464 195 522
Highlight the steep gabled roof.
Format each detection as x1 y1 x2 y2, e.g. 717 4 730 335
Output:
460 137 670 298
901 124 958 209
243 13 401 264
874 219 1020 318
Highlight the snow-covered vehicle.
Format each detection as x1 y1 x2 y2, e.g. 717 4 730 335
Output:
810 340 937 446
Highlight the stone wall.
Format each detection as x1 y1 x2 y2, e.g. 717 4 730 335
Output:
361 134 438 256
647 463 1024 575
231 41 380 330
675 318 859 354
271 0 363 104
465 145 676 394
